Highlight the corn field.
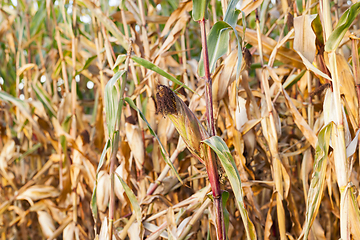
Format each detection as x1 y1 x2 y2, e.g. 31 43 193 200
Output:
1 0 360 239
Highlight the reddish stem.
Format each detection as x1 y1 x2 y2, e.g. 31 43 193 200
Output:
199 19 216 136
199 18 225 240
206 148 225 240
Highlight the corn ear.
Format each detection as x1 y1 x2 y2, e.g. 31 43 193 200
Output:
156 85 209 163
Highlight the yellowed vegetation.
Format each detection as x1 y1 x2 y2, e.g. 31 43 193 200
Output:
0 0 360 239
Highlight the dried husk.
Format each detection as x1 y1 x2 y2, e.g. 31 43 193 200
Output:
96 171 111 212
37 210 56 238
125 122 144 170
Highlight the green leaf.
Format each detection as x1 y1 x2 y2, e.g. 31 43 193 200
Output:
199 21 231 76
0 90 27 109
199 0 243 78
199 21 242 79
224 0 241 27
192 0 210 21
119 0 126 9
302 122 333 240
283 69 306 89
90 184 98 220
104 70 126 137
296 0 303 13
112 54 127 71
59 115 72 163
32 82 57 118
115 173 142 225
349 186 360 235
222 191 230 236
202 136 257 240
61 115 72 132
17 143 42 160
30 4 46 36
311 14 324 47
125 97 183 183
76 55 97 75
131 56 194 94
97 139 111 173
325 2 360 52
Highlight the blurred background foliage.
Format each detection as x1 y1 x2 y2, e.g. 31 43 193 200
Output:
1 0 360 239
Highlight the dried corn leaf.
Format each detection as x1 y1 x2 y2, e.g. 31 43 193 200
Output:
302 122 332 240
17 185 60 203
293 14 317 62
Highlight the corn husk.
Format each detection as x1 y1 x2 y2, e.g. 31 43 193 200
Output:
156 84 209 163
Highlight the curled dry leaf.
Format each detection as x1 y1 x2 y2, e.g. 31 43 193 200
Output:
212 50 239 107
160 0 193 38
235 95 257 158
239 0 265 17
112 11 169 25
0 139 15 181
293 14 317 63
235 26 304 68
114 162 127 204
63 221 77 240
16 186 60 203
97 217 116 240
128 222 142 240
335 53 359 125
125 122 144 170
96 171 110 212
37 210 56 238
153 14 190 65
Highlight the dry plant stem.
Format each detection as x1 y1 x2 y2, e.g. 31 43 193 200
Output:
53 17 69 93
255 10 264 67
178 198 212 240
147 148 180 195
109 149 116 240
138 0 150 59
351 38 360 125
280 0 288 15
120 8 144 130
329 52 350 240
108 47 132 240
351 38 360 166
71 0 78 228
199 18 225 240
257 14 286 238
146 221 168 240
48 216 73 240
181 33 189 88
199 19 216 136
93 17 108 140
322 0 349 236
120 9 130 37
321 0 332 41
220 0 227 16
102 26 115 68
211 0 217 24
15 18 23 151
24 2 32 99
261 70 286 240
119 214 136 240
307 71 314 128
